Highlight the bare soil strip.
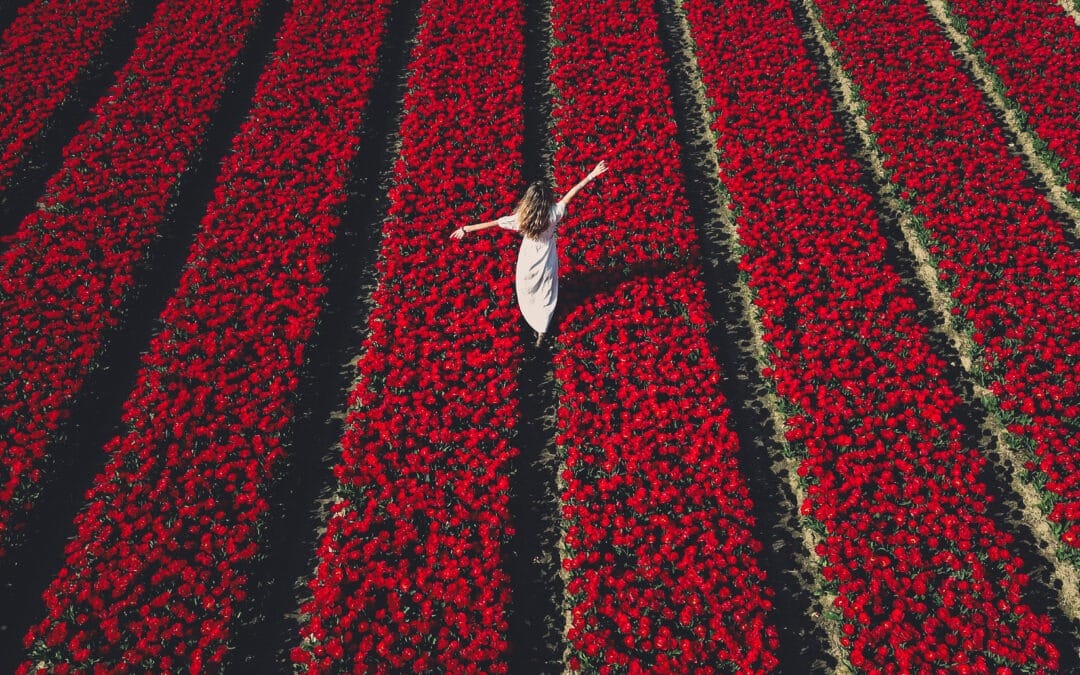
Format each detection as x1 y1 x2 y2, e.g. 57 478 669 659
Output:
505 0 565 670
926 0 1080 238
794 0 1080 627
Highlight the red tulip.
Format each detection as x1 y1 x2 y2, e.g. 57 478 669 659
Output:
682 0 1060 669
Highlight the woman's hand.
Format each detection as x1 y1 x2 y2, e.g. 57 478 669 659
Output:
450 227 466 239
560 160 610 208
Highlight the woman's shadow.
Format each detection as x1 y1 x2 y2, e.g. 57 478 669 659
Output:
531 254 693 348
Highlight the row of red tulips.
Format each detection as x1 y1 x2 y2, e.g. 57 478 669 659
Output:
683 0 1059 670
554 273 779 673
17 0 391 671
0 0 264 557
549 0 778 670
0 0 132 202
810 0 1080 557
292 0 527 670
945 0 1080 203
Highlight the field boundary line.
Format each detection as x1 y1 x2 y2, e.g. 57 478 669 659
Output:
796 0 1080 623
663 0 847 669
926 0 1080 237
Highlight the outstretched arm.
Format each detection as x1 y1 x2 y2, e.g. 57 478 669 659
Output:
450 219 499 239
558 160 608 208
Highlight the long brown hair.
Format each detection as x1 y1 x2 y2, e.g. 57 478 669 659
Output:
515 181 556 239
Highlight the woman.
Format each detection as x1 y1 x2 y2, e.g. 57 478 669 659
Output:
451 160 609 346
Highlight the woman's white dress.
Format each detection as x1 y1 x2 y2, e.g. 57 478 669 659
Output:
497 201 566 334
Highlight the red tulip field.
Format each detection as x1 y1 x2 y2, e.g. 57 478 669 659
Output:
1 0 1078 672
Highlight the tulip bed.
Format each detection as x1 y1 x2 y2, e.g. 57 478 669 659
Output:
549 22 698 275
16 0 392 671
945 0 1080 203
554 274 779 673
0 0 132 201
291 0 527 671
3 0 1080 671
682 0 1059 670
550 0 778 670
0 0 264 557
809 0 1080 556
